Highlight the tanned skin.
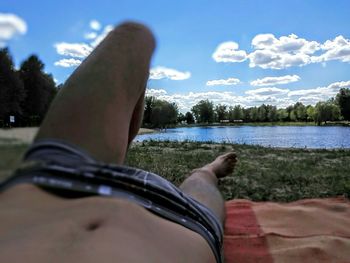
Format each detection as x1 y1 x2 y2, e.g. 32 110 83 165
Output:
0 22 236 263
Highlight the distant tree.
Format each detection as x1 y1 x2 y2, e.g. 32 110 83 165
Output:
0 48 25 127
185 111 194 124
286 105 294 121
242 108 251 122
20 55 57 125
257 104 267 122
336 88 350 121
177 112 185 123
294 102 307 121
229 105 243 121
215 104 227 122
306 105 315 121
331 104 341 121
191 100 214 123
314 101 340 125
266 105 278 122
143 96 155 125
150 100 178 129
277 108 289 121
289 110 297 121
249 107 259 122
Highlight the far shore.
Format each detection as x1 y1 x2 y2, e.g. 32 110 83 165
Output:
1 121 349 144
174 121 350 128
0 127 157 144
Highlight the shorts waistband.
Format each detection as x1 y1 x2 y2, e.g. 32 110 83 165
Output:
0 139 224 262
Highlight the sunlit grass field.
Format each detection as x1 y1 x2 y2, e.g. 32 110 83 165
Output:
1 139 349 202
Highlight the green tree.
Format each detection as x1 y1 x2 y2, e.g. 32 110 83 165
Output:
294 102 307 121
0 48 25 126
150 100 178 128
257 104 267 122
289 110 297 121
177 112 185 123
215 104 227 122
314 101 340 125
185 111 194 124
331 103 341 121
20 55 57 125
242 108 251 122
143 96 155 125
336 88 350 121
306 105 315 121
266 105 278 122
230 105 243 121
286 105 294 121
277 108 289 121
249 107 259 122
191 100 214 123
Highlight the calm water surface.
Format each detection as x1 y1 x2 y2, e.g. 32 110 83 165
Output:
136 126 350 149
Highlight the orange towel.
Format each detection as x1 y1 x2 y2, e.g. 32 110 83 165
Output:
224 197 350 263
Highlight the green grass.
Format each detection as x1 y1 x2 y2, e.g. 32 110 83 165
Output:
126 140 350 202
1 139 349 202
0 140 28 181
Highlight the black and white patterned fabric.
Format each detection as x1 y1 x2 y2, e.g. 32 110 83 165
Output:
0 139 223 263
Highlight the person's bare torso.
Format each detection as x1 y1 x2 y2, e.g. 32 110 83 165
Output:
0 184 215 263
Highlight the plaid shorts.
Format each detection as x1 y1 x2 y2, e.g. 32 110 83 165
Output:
0 139 223 262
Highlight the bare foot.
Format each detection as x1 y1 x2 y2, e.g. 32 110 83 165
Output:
204 152 237 178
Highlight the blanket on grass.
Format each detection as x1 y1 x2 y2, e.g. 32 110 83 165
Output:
224 197 350 263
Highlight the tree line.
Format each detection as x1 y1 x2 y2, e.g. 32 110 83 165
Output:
143 89 350 128
0 48 58 127
1 48 349 129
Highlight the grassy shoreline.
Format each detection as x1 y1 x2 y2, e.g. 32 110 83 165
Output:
173 121 350 128
1 140 349 202
126 140 350 202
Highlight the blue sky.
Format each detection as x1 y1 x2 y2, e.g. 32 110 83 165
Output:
1 0 350 112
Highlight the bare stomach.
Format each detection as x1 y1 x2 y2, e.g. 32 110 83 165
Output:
0 184 215 263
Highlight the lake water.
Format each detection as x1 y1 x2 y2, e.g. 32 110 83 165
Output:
135 126 350 149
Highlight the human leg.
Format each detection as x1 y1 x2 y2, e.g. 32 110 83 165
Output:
0 21 229 262
180 152 237 223
36 22 155 164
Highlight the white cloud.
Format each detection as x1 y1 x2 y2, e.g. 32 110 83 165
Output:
90 25 114 47
206 78 240 86
55 23 115 67
317 35 350 63
213 33 350 69
90 20 101 31
54 23 114 67
145 80 350 113
146 88 168 97
0 13 27 47
150 66 191 80
249 34 321 69
145 88 293 112
288 81 350 98
84 32 97 40
54 42 93 58
250 75 300 86
54 58 82 67
251 34 276 49
287 80 350 106
245 87 290 96
212 41 247 63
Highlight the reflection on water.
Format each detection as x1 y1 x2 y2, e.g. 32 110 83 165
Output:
136 126 350 149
